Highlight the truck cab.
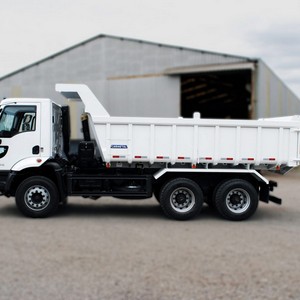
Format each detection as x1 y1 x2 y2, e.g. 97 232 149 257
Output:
0 98 64 171
0 98 64 193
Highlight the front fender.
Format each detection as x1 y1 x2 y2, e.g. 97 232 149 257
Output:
11 157 50 171
6 159 65 198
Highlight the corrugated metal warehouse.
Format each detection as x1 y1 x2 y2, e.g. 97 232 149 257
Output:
0 34 299 127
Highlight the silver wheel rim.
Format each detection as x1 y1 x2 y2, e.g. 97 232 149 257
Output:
24 185 51 211
170 187 196 213
225 188 251 214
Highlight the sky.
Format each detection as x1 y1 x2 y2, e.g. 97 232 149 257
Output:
0 0 299 97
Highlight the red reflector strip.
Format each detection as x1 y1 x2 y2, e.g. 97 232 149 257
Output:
156 156 169 159
263 158 276 161
199 157 213 160
112 155 119 158
242 158 255 161
178 156 185 160
221 157 233 161
135 156 142 158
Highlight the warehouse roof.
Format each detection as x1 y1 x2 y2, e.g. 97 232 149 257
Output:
0 34 254 81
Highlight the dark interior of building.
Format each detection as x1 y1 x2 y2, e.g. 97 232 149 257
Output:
180 70 252 119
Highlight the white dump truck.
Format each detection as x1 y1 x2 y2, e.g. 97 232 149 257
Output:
0 84 299 220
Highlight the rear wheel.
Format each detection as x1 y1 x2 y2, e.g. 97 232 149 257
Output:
214 179 258 221
160 178 203 220
15 176 59 218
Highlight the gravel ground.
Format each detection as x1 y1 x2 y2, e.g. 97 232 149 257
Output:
0 171 300 300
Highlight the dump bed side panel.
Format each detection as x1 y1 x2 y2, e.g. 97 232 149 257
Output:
92 118 300 168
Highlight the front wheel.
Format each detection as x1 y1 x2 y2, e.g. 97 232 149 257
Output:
159 178 204 220
214 179 258 221
15 176 59 218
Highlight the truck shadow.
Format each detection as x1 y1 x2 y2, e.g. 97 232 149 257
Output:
57 202 163 220
0 203 22 218
55 202 265 221
0 199 282 221
55 201 286 221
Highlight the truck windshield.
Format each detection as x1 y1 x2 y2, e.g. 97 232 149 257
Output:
0 105 36 138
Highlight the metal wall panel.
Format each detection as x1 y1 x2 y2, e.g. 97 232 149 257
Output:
0 37 106 100
105 76 180 117
255 60 300 118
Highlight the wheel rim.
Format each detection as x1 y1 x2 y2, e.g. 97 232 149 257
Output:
24 185 51 211
170 187 196 213
225 188 251 214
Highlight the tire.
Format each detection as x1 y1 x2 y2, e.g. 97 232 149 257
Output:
159 178 203 220
15 176 59 218
214 179 258 221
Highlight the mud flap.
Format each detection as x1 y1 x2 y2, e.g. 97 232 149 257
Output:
259 180 282 205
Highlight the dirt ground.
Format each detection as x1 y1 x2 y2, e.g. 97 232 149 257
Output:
0 170 300 300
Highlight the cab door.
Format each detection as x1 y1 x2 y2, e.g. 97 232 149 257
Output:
0 104 41 171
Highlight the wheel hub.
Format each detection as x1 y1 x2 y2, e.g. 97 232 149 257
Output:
31 192 44 203
226 189 250 213
25 186 50 211
170 188 195 213
230 193 243 205
176 193 187 204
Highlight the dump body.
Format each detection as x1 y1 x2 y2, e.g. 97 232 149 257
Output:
56 84 300 170
92 115 300 168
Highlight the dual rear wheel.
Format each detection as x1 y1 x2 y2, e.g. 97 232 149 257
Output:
158 178 258 221
159 178 204 220
213 179 259 221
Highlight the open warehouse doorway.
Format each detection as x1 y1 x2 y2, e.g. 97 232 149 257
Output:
163 63 256 119
181 69 252 119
